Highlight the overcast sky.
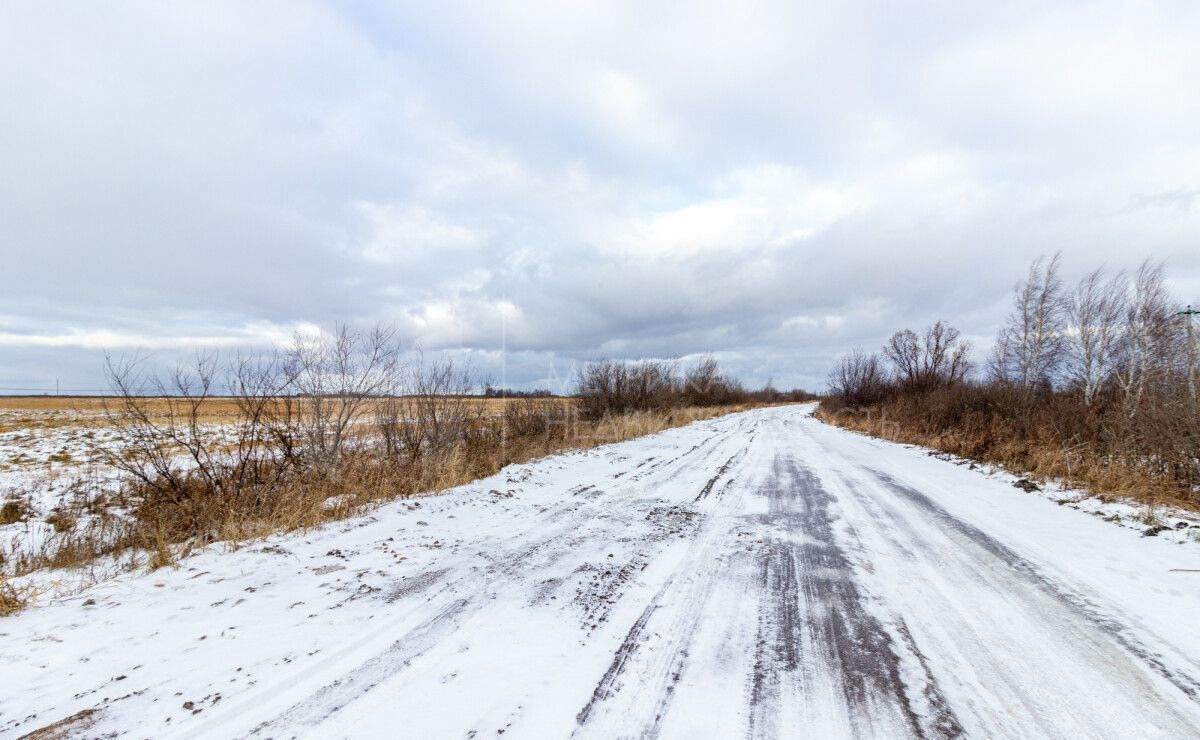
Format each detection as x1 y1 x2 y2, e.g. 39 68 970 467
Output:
2 1 1199 393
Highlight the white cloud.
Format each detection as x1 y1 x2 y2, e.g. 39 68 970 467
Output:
1 2 1199 392
602 165 863 259
355 203 483 264
0 322 319 350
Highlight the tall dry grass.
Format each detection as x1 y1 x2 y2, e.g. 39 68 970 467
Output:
3 338 791 616
0 576 35 616
823 256 1200 510
819 384 1198 509
5 397 757 600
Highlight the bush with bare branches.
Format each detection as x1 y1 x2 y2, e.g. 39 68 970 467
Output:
575 360 682 419
682 357 748 406
823 255 1200 504
825 349 890 409
0 337 769 593
883 321 972 393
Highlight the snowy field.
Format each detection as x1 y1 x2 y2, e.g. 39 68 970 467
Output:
0 402 237 574
3 404 1200 738
0 406 129 574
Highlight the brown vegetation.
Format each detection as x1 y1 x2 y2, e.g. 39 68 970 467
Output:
576 356 812 420
3 339 786 603
0 394 513 436
0 576 33 617
823 255 1200 508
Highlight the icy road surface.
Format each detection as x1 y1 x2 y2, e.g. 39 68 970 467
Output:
4 404 1200 739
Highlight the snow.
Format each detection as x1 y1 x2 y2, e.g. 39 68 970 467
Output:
0 417 236 575
2 404 1200 738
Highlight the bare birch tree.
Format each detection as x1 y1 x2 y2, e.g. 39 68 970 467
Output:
1066 267 1126 406
991 254 1069 392
1114 261 1177 417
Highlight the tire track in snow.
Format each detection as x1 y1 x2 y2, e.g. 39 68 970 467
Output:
794 408 1200 737
869 469 1200 705
573 430 757 738
246 425 758 739
788 414 1200 738
52 405 1200 739
694 445 747 502
745 454 956 739
230 487 634 737
571 548 733 739
249 596 472 736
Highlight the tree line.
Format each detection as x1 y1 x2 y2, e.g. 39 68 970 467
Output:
576 357 815 419
826 255 1200 501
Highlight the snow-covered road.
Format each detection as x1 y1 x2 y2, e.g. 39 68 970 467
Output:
5 404 1200 738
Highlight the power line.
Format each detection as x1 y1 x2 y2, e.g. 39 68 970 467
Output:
1180 305 1199 401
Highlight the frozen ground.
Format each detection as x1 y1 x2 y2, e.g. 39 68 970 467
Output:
3 404 1200 738
0 420 127 573
0 415 236 573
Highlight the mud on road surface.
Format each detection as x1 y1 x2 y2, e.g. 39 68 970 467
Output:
4 405 1200 738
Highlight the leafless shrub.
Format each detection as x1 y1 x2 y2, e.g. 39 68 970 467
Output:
503 397 572 439
883 321 971 393
576 359 682 420
99 351 230 503
828 255 1200 503
93 325 404 545
378 355 484 462
825 349 889 408
682 357 747 406
288 325 400 465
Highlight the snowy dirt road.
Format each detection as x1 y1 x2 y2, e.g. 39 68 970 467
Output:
5 405 1200 739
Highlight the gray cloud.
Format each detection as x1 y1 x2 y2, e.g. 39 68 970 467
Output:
2 1 1199 393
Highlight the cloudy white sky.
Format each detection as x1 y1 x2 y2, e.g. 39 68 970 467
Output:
2 1 1199 393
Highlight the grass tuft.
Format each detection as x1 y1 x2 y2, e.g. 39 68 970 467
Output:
0 576 34 616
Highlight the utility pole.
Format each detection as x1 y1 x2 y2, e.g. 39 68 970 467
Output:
1180 305 1199 402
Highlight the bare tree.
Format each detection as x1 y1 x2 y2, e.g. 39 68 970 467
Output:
883 329 921 388
1066 267 1127 406
1114 261 1179 417
883 321 971 392
378 353 483 461
826 349 887 407
991 254 1069 391
287 324 401 465
682 357 746 406
925 321 972 386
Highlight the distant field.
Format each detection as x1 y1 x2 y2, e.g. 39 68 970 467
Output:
0 396 562 433
0 393 575 576
0 396 244 432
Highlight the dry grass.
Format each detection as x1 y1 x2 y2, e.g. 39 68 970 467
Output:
818 403 1195 511
0 396 530 433
118 403 752 550
16 707 101 739
0 575 34 617
2 401 763 614
1 499 29 525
